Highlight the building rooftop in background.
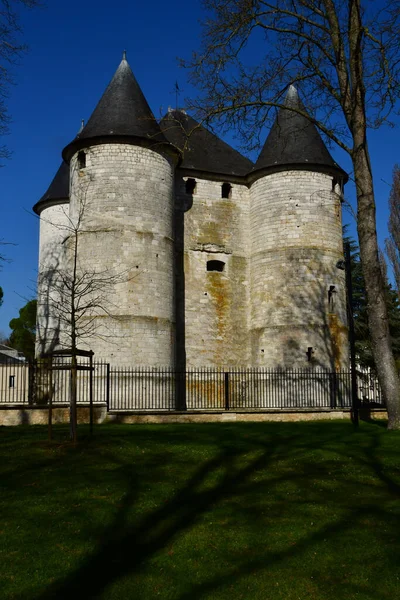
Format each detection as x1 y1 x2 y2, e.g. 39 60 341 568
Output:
0 344 25 363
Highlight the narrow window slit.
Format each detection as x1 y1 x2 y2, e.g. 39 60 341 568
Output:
78 151 86 169
221 183 232 198
185 178 196 194
328 285 336 312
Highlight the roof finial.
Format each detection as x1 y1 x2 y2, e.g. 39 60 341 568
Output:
285 84 298 103
122 49 127 61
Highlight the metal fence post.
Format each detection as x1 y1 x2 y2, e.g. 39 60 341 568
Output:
28 360 34 405
345 242 359 426
224 372 230 411
106 363 110 411
89 355 94 434
330 371 337 409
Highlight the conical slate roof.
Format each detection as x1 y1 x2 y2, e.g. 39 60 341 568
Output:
33 161 69 214
160 109 253 177
63 55 168 160
254 86 346 178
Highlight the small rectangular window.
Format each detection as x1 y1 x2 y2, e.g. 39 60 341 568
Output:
9 375 15 389
207 260 225 272
78 151 86 170
222 183 232 198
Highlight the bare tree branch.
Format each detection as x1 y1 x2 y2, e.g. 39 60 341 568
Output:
185 0 400 428
385 164 400 301
0 0 40 164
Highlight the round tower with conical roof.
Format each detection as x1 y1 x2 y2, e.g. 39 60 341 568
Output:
60 55 179 365
249 86 349 369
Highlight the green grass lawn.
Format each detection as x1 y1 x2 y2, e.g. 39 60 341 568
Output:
1 420 400 600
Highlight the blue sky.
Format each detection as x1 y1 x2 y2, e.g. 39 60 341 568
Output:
0 0 398 336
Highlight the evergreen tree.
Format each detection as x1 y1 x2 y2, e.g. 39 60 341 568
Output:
9 299 36 359
345 233 400 371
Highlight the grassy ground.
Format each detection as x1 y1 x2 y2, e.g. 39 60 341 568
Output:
1 420 400 600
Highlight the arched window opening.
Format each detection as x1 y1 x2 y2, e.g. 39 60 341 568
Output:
221 182 232 199
185 178 196 194
207 260 225 272
78 151 86 170
332 177 344 196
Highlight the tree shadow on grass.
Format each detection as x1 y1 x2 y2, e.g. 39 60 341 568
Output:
174 422 400 600
5 422 400 600
18 432 292 600
359 407 388 427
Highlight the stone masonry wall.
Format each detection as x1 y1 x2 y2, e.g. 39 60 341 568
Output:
38 153 349 375
178 175 250 367
250 170 348 369
36 202 70 354
68 143 175 366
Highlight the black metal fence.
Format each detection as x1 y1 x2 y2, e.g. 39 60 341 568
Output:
107 367 357 411
0 358 108 406
0 358 385 411
0 359 32 404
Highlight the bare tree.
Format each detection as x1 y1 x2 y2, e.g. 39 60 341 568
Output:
185 0 400 428
37 176 135 442
386 165 400 302
0 0 40 163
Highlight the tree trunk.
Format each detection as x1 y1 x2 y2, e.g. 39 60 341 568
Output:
70 353 78 443
48 361 53 441
354 147 400 429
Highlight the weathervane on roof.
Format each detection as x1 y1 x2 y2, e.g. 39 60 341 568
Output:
122 49 127 60
173 81 181 110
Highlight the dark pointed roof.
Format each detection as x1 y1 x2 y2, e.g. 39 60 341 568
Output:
254 86 347 179
63 55 169 160
33 161 69 214
160 109 253 177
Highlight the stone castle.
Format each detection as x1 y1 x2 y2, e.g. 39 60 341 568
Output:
34 55 349 370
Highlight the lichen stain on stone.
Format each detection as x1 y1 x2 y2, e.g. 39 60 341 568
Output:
207 273 229 333
328 313 347 370
206 271 230 366
199 220 223 246
135 230 153 237
183 253 190 274
197 200 234 247
187 378 225 408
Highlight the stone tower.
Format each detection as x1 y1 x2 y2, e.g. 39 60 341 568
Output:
249 86 348 369
35 60 349 372
38 55 179 365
